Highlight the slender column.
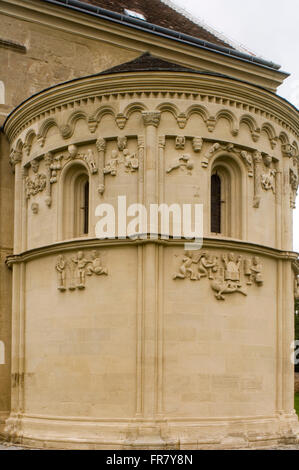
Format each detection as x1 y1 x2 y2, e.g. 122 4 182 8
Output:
158 136 165 206
141 112 160 420
282 260 295 415
12 153 23 254
275 169 282 250
253 150 262 208
21 166 28 253
96 137 106 195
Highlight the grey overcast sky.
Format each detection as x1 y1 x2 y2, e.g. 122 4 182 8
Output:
169 0 299 251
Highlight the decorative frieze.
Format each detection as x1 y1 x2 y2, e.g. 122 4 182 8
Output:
55 250 108 292
173 250 263 301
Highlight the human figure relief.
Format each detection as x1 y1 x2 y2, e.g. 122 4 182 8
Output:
72 251 90 289
222 253 242 282
123 149 139 172
166 154 194 174
210 253 247 300
261 169 276 193
86 250 108 276
244 257 263 285
173 252 199 280
83 149 98 174
55 255 66 291
197 253 218 280
103 150 119 176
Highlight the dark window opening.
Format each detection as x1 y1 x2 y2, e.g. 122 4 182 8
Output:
83 181 89 234
211 173 221 233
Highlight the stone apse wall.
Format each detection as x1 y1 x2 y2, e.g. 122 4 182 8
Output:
2 68 298 449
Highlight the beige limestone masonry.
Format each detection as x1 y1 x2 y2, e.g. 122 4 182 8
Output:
0 0 299 450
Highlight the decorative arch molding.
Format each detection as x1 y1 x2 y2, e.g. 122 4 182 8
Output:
24 129 37 156
89 105 116 133
156 102 180 125
209 153 244 239
60 110 89 139
185 104 210 129
215 109 239 136
260 122 278 149
239 114 260 142
59 160 91 240
37 118 60 147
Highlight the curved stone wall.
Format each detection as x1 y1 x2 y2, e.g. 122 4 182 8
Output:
3 70 299 448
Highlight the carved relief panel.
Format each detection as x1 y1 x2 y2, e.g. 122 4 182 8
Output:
55 250 108 291
173 250 263 301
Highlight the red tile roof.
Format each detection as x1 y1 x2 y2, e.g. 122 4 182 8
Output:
66 0 235 49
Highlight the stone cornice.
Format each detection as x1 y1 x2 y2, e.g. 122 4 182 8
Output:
3 72 299 147
6 236 298 268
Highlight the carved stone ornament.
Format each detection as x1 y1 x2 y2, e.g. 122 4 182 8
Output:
173 250 263 301
9 148 22 170
202 141 254 177
55 250 108 292
261 168 276 193
290 167 299 209
282 143 297 158
25 159 47 199
103 140 139 176
175 136 186 150
142 111 161 127
166 154 194 175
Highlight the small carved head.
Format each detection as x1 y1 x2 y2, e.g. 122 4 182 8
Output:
263 155 272 167
111 150 118 159
31 159 39 173
77 251 83 260
31 202 39 214
68 144 78 159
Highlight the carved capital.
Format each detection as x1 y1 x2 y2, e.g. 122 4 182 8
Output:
142 111 161 128
9 148 22 169
96 137 106 152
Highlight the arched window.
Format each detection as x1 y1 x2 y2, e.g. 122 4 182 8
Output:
62 163 90 239
211 173 221 233
210 156 242 238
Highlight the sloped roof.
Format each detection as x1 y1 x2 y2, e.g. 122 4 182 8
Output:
61 0 236 50
100 52 199 74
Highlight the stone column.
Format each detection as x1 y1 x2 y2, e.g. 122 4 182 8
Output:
140 112 161 427
96 137 106 196
253 150 262 209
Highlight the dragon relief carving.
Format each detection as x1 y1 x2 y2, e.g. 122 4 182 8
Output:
173 250 263 300
55 250 108 292
165 136 202 175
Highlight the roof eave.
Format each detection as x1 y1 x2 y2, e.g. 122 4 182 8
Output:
41 0 285 73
